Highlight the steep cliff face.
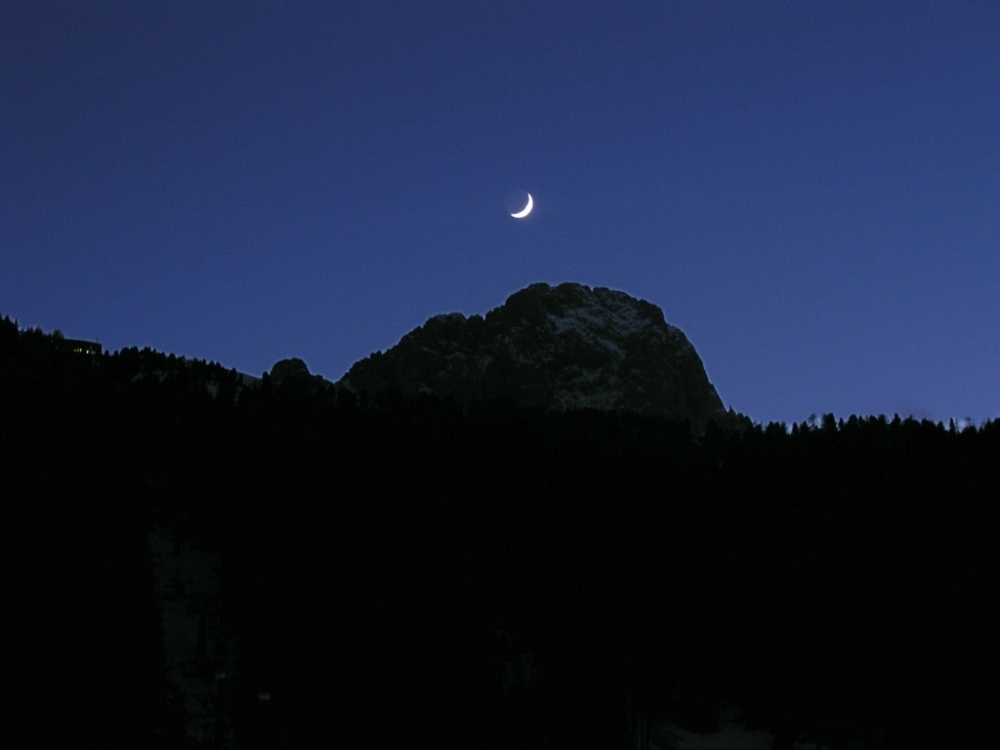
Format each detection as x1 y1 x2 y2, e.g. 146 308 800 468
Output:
339 282 737 430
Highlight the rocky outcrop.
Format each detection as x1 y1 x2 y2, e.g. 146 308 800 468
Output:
268 357 326 388
339 282 741 431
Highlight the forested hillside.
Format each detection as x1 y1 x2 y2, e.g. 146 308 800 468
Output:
1 316 996 749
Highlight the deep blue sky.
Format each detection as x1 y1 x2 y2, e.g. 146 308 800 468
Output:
3 1 998 425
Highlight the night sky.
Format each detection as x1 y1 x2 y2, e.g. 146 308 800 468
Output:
3 1 997 426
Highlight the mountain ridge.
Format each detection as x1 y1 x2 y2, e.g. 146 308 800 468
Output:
336 282 743 431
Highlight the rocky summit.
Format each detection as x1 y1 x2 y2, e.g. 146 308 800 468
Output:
338 282 738 430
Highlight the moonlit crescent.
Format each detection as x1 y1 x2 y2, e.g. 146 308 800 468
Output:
510 192 533 218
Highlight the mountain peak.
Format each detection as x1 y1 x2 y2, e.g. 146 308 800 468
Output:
339 282 736 430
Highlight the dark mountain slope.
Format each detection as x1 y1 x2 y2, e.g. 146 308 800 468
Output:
339 282 743 431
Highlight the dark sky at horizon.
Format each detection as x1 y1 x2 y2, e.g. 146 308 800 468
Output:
3 1 998 425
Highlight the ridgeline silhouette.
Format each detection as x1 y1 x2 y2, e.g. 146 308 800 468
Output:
1 314 996 750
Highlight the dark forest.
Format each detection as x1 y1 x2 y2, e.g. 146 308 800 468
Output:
1 317 996 750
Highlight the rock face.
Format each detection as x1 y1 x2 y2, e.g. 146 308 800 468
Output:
339 282 736 430
269 357 325 387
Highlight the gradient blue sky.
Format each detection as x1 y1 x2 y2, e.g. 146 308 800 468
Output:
3 1 998 425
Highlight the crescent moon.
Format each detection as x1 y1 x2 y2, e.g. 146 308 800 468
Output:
510 192 533 218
